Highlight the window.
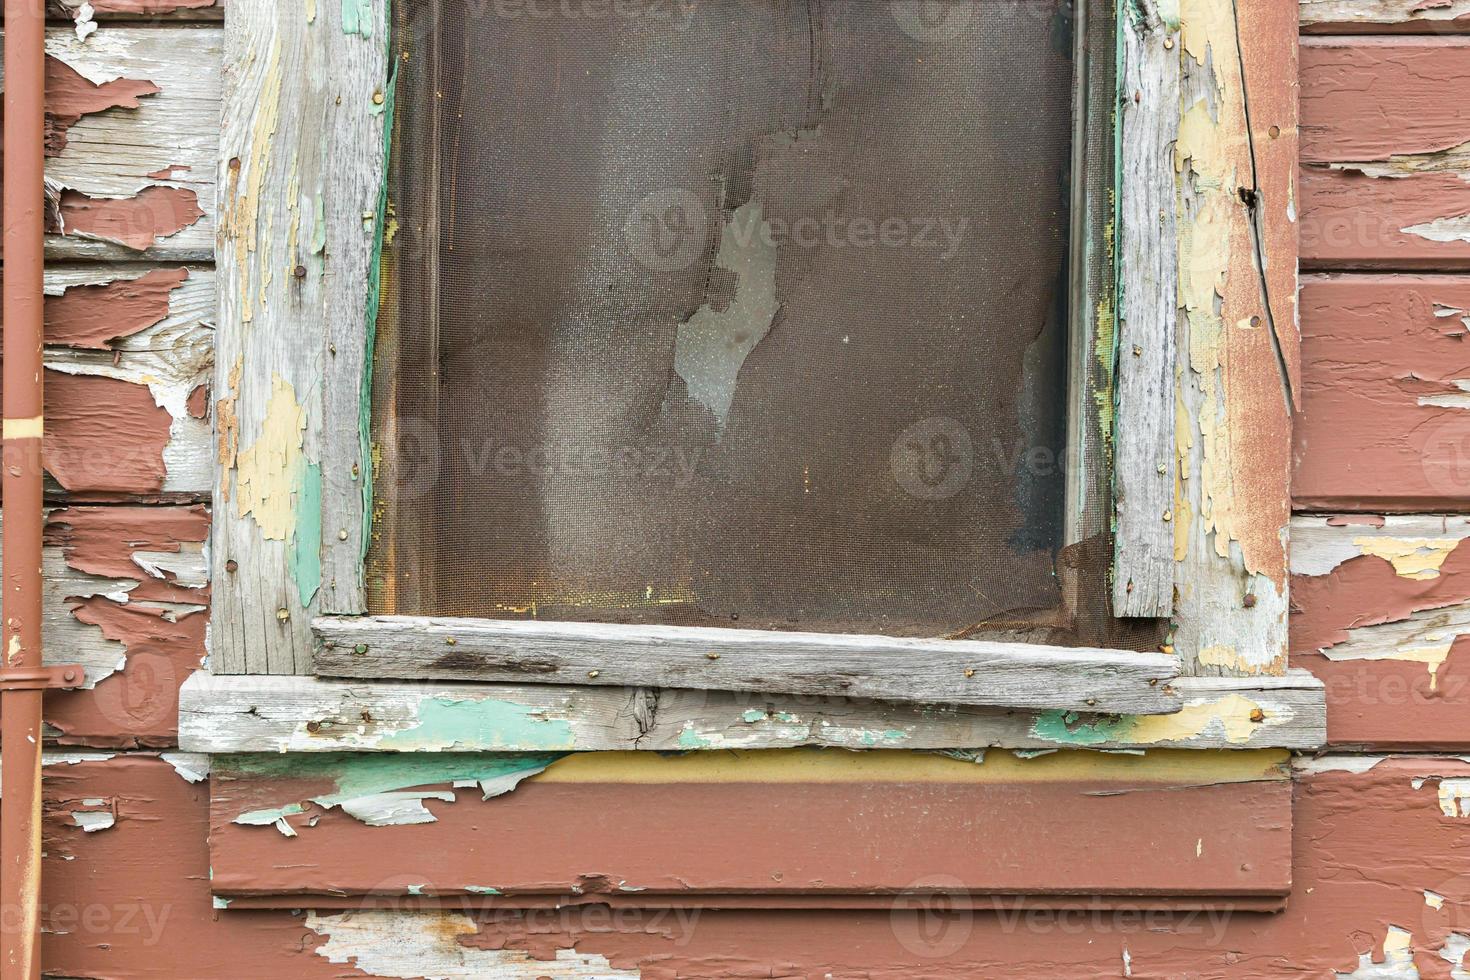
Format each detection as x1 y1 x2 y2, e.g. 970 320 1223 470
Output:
188 0 1318 915
203 0 1312 733
371 0 1142 644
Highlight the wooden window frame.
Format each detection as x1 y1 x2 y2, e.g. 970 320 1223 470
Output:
187 0 1323 756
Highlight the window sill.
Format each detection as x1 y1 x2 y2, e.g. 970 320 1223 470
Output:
312 616 1185 714
177 668 1326 754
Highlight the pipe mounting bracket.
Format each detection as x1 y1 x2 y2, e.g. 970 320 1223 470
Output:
0 665 84 692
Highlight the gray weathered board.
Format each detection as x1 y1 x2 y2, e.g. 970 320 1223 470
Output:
1112 0 1180 617
313 616 1183 714
213 0 388 673
177 669 1326 753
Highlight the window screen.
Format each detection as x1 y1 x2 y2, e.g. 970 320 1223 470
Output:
372 0 1079 637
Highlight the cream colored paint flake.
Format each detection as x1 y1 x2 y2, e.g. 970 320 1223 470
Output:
1437 778 1470 818
1355 537 1465 580
1198 644 1287 677
234 375 305 541
1127 694 1265 746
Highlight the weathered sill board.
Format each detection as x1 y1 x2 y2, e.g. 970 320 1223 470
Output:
311 617 1183 714
178 669 1326 753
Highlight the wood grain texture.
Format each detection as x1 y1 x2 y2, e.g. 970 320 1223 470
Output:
40 264 213 498
312 616 1183 714
1113 0 1180 617
1301 0 1470 32
1293 274 1470 510
0 27 219 261
45 0 223 19
178 669 1325 753
1301 37 1470 270
213 0 389 674
1170 0 1300 676
207 749 1293 905
0 509 207 747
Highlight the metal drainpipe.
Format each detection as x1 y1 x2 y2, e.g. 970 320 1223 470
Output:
2 0 49 974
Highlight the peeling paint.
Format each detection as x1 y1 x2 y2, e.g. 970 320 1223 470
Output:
372 698 577 752
307 910 640 978
53 186 205 251
160 752 209 783
1029 694 1265 747
1355 537 1467 580
227 753 559 835
1405 214 1470 244
1168 0 1296 675
288 461 323 606
340 0 373 37
337 790 455 827
44 267 190 349
69 809 115 833
234 376 306 541
1418 379 1470 410
1334 925 1416 979
1436 778 1470 817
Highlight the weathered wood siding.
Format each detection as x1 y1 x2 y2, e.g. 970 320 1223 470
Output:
14 2 1470 978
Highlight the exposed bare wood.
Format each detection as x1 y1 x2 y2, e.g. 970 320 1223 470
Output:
1291 515 1470 578
1300 0 1470 32
0 27 219 260
45 0 223 21
213 0 389 673
1170 0 1299 676
311 616 1183 714
1113 0 1180 617
0 510 206 700
43 264 213 497
179 669 1325 753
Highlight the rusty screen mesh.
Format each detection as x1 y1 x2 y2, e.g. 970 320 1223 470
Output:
370 0 1080 637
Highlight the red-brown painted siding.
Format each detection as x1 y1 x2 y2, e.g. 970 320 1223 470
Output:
10 1 1470 977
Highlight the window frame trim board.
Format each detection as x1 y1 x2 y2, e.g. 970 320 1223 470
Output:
197 0 1315 753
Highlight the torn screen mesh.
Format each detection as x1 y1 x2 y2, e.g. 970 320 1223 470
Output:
371 0 1077 636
